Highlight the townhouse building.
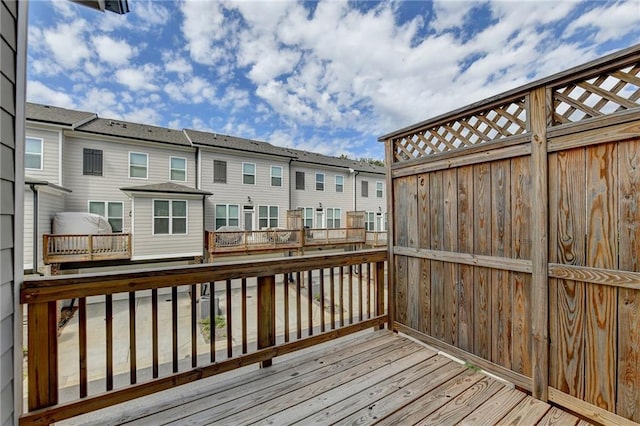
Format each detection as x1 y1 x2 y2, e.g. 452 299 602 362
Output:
24 102 386 272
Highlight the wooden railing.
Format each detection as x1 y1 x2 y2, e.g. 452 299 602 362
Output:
20 249 388 425
207 227 367 255
365 231 388 247
43 234 132 264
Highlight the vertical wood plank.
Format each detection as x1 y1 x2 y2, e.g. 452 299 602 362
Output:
393 177 409 326
330 268 336 329
511 155 532 377
385 139 396 330
152 288 159 377
376 261 385 326
308 270 314 334
530 86 549 401
242 278 248 353
491 159 512 368
430 170 445 340
319 268 325 332
191 284 197 368
27 302 58 411
585 142 617 411
549 148 586 397
474 162 492 360
105 294 113 391
257 275 276 367
417 173 431 335
78 297 87 398
457 165 474 352
226 279 233 359
172 286 178 373
443 168 458 346
296 272 302 339
366 262 372 319
339 267 345 327
358 264 363 322
617 139 640 422
348 266 353 325
209 283 215 363
129 291 138 385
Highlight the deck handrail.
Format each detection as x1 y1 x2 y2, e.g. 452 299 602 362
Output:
21 249 388 425
43 233 132 264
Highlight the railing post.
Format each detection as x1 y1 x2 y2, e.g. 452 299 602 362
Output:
28 301 59 412
375 260 385 329
88 234 94 260
257 275 276 367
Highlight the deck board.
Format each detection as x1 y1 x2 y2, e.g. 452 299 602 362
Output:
62 330 591 426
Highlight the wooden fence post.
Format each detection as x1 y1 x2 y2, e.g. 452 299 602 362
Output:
375 260 386 329
384 139 396 331
530 86 549 402
257 275 276 367
28 301 58 412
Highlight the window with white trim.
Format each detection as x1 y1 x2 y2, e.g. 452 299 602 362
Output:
25 137 43 170
376 181 384 198
326 208 341 228
213 160 227 183
365 211 375 231
129 152 148 179
88 201 124 232
335 175 344 192
361 180 369 197
243 162 256 184
215 204 239 229
299 207 313 228
315 173 324 191
153 200 187 235
259 205 279 229
271 166 282 187
170 157 187 182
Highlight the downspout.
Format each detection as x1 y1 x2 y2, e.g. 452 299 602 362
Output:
288 158 293 212
29 184 38 273
353 170 360 211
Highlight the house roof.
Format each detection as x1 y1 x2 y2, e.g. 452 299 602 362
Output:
285 147 385 174
76 118 192 147
119 182 212 196
25 177 72 193
26 103 96 128
184 129 296 158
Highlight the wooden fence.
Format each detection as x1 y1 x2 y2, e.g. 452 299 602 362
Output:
380 45 640 424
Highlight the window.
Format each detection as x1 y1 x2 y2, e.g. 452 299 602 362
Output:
326 208 341 228
170 157 187 182
315 173 324 191
243 162 256 184
25 137 43 170
89 201 124 232
335 175 344 193
213 160 227 183
299 207 313 228
365 212 375 231
129 152 148 179
295 171 305 190
215 204 239 229
271 166 282 187
83 148 103 176
361 180 369 197
376 181 384 198
259 205 279 229
154 200 187 235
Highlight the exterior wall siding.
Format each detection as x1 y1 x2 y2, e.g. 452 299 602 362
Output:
290 163 354 228
131 196 203 259
200 150 289 230
62 135 197 232
36 189 65 270
24 127 60 184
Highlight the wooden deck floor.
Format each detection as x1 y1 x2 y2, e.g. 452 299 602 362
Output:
62 331 590 425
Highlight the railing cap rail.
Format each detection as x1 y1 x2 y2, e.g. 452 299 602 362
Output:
22 248 387 304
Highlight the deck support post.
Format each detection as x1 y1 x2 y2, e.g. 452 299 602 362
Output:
28 301 59 413
530 86 549 402
257 274 276 367
375 260 385 329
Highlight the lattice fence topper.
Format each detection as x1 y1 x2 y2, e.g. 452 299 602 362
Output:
552 63 640 125
392 99 527 162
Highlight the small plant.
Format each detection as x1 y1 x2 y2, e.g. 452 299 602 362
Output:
199 315 226 342
464 361 480 372
214 315 225 329
313 293 321 302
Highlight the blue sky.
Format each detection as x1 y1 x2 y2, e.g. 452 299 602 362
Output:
27 0 640 160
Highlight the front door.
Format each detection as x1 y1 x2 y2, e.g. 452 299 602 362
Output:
315 210 324 228
244 210 254 231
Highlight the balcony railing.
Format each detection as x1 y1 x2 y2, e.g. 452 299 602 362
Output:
43 233 132 264
20 249 388 425
365 231 388 247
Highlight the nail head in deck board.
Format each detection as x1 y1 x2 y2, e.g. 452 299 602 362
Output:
617 139 640 422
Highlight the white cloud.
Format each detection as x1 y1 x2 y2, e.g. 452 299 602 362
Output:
221 86 250 111
115 64 160 91
565 1 640 43
180 0 231 65
78 88 121 117
92 35 137 66
133 0 171 26
126 107 163 125
27 81 75 108
43 20 91 69
162 52 193 75
164 76 216 103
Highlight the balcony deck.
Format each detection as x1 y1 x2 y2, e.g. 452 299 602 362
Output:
60 330 589 426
